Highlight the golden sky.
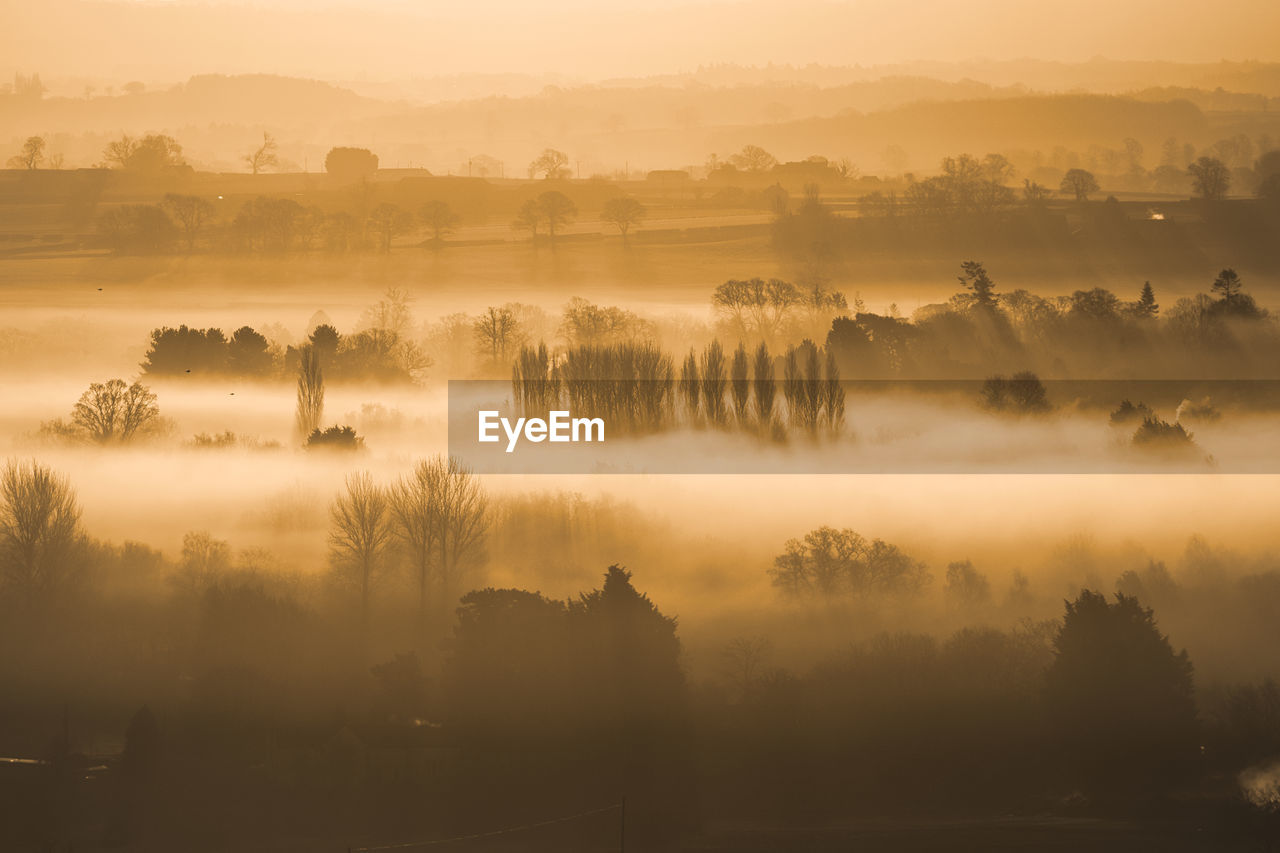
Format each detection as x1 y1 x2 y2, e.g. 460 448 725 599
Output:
4 0 1280 83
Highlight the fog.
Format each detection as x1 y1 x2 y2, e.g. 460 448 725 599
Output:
5 10 1280 849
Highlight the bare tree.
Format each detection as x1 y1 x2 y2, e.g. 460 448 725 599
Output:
0 460 82 603
71 379 159 444
601 197 646 237
329 472 393 636
473 306 519 362
721 636 774 702
295 344 324 439
7 136 45 170
528 148 569 179
730 343 750 424
367 203 411 253
390 456 489 625
162 193 216 251
752 342 775 428
420 200 461 245
730 144 777 172
244 132 278 175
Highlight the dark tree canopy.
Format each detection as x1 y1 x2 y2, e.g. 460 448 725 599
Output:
1045 590 1198 792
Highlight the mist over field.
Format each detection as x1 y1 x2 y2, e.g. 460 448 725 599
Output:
4 2 1280 849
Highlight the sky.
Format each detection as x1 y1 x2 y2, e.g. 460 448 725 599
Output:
3 0 1280 85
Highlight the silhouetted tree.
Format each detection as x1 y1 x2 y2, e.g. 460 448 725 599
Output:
226 326 272 376
537 190 576 240
1060 168 1099 201
0 460 82 604
367 203 410 253
420 200 461 244
602 196 646 237
511 198 541 239
306 425 363 451
729 343 750 424
295 344 324 439
700 340 728 425
473 306 518 362
98 205 178 253
161 193 215 251
71 379 159 444
528 148 569 179
1188 156 1230 200
1211 268 1243 306
7 135 45 169
1045 590 1198 793
324 146 378 184
730 144 777 172
329 471 393 635
1132 281 1159 318
243 132 278 175
752 341 775 427
944 560 991 606
770 526 930 599
390 456 489 625
102 133 184 173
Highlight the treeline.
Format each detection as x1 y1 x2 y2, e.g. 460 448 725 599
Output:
141 320 425 384
512 338 844 438
6 459 1280 844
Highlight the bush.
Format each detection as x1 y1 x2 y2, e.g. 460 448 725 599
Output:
980 371 1051 414
1110 399 1154 425
1132 416 1197 453
305 425 363 451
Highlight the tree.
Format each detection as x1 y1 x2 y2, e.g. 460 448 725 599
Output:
473 306 518 362
295 344 324 439
420 200 461 244
175 530 230 592
1045 590 1198 792
957 260 998 312
367 203 410 253
306 425 363 450
329 471 393 635
1132 281 1159 318
1211 268 1242 306
601 197 646 237
244 132 278 175
511 199 541 238
324 146 378 184
1060 168 1099 201
1188 156 1230 200
711 278 802 341
944 560 990 606
536 190 576 240
1022 179 1052 206
769 526 930 599
0 460 82 603
102 133 184 173
729 343 750 424
226 326 272 376
569 565 685 726
97 205 178 254
7 135 45 170
161 193 215 251
528 148 569 179
71 379 159 444
730 144 777 172
390 456 489 624
752 341 775 427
